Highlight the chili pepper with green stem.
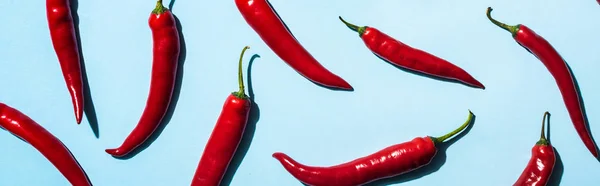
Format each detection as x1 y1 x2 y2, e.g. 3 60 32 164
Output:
191 46 253 186
338 17 485 89
514 112 555 186
486 7 599 158
273 111 474 186
106 0 180 157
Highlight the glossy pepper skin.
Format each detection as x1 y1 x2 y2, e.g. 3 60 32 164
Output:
235 0 352 90
46 0 85 124
514 112 556 186
105 0 180 157
338 17 485 89
191 46 253 186
486 7 599 158
0 103 92 186
273 111 474 186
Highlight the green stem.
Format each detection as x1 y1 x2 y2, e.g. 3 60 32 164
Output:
486 7 519 37
537 112 550 145
338 16 366 37
233 46 250 99
152 0 166 14
433 110 474 143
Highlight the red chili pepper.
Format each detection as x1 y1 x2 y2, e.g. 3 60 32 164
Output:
0 103 92 186
273 111 474 186
105 0 180 157
338 17 485 89
514 112 556 186
486 7 599 158
46 0 85 124
235 0 353 90
190 46 253 186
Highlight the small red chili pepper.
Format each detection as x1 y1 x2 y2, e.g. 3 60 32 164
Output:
338 17 485 89
235 0 353 90
0 103 92 186
46 0 85 124
105 0 180 157
514 111 556 186
273 111 474 186
486 7 599 158
190 46 253 186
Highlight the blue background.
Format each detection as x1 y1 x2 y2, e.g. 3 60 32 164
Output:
0 0 599 185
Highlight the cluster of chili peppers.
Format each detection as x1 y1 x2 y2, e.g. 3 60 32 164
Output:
2 0 597 185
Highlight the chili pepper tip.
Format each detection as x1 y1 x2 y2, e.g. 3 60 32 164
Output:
233 46 251 99
537 111 551 145
433 110 474 143
338 16 366 36
485 7 519 36
105 148 125 157
152 0 167 14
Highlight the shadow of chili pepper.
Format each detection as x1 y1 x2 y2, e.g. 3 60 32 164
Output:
373 54 482 89
264 1 353 92
221 54 261 186
547 148 565 186
168 0 176 11
564 62 599 162
70 0 100 138
544 113 564 186
114 13 187 160
364 115 477 186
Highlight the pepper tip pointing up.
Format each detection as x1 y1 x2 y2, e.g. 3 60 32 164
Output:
486 7 520 37
432 110 474 143
233 46 251 99
537 112 551 145
338 16 366 37
152 0 167 14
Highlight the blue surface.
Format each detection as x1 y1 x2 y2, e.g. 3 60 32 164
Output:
0 0 599 185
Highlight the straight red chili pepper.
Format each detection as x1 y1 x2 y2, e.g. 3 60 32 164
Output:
46 0 85 124
514 112 556 186
0 103 92 186
273 111 474 186
235 0 353 90
486 7 599 158
105 0 180 157
191 46 253 186
338 17 485 89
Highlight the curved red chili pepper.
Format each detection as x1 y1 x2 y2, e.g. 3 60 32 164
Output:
0 103 92 186
338 17 485 89
105 0 180 157
46 0 85 124
191 46 253 186
235 0 353 90
486 7 599 158
514 112 556 186
273 111 474 186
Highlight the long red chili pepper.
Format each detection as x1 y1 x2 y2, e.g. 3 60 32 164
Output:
46 0 85 124
105 0 180 157
235 0 352 90
0 103 92 186
273 111 474 186
486 7 599 158
514 112 556 186
338 17 485 89
191 46 253 186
